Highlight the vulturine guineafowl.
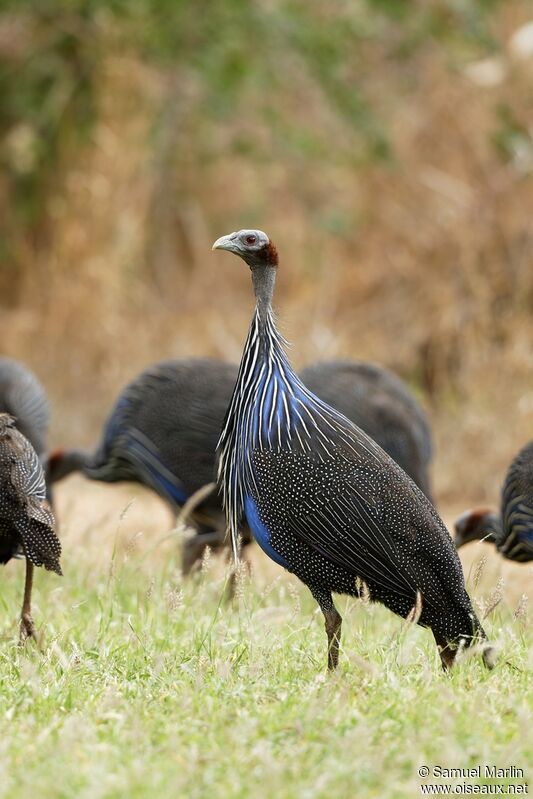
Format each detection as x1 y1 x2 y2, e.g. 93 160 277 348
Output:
455 440 533 562
213 228 494 671
0 413 61 641
47 357 433 576
47 359 240 573
301 360 433 500
0 357 50 463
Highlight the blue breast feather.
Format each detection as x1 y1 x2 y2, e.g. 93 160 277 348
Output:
244 495 290 569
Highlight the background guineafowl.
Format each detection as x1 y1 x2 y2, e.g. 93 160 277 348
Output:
0 413 62 641
455 440 533 562
0 357 50 463
213 228 493 671
47 359 240 573
48 356 433 576
301 360 432 500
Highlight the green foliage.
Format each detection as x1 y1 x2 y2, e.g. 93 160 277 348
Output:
0 4 104 300
0 7 101 208
0 0 505 288
492 104 533 174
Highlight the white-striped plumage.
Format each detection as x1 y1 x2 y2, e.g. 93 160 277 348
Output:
217 305 423 601
213 228 491 671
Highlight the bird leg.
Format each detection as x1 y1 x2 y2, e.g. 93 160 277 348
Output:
325 607 342 670
19 559 36 644
311 587 342 670
432 630 456 671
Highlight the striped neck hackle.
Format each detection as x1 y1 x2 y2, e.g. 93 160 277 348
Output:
212 230 287 558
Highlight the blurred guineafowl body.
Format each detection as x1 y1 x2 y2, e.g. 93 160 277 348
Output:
455 440 533 562
48 359 238 571
213 228 492 670
48 357 433 575
0 357 49 459
0 413 61 641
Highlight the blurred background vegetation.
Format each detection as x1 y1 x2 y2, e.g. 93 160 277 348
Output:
1 0 532 509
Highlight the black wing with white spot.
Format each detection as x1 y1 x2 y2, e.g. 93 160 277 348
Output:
0 415 61 573
252 441 465 613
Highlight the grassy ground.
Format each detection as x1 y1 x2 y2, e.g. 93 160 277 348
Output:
0 481 531 798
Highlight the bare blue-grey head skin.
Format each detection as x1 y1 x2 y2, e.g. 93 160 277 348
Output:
212 229 274 267
213 229 278 319
212 228 495 672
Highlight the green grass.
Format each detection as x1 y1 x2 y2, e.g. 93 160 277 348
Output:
0 544 531 799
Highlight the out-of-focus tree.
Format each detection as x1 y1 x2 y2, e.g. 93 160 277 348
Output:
0 0 505 304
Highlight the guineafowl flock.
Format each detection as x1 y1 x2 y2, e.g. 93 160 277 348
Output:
1 230 529 669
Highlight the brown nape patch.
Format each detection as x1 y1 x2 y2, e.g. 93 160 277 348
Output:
260 241 278 267
466 507 495 529
456 507 495 540
47 448 64 470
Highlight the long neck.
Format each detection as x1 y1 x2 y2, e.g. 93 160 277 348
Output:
217 264 286 561
47 448 94 483
252 266 277 323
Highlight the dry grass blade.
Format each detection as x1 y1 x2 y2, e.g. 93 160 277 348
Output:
354 576 371 606
472 555 487 591
200 545 212 574
166 586 184 611
482 577 505 620
145 577 155 600
405 591 423 626
124 530 143 559
287 580 301 616
175 482 217 529
260 575 281 600
232 559 249 601
513 593 528 621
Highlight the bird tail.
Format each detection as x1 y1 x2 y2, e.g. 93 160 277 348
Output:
16 520 62 576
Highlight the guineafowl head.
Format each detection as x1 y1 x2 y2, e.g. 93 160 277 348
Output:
45 448 93 483
212 229 278 270
0 412 16 433
454 507 499 548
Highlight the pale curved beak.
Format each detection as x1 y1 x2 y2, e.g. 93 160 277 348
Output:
212 233 237 252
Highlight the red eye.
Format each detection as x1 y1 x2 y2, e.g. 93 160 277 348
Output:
245 235 256 245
